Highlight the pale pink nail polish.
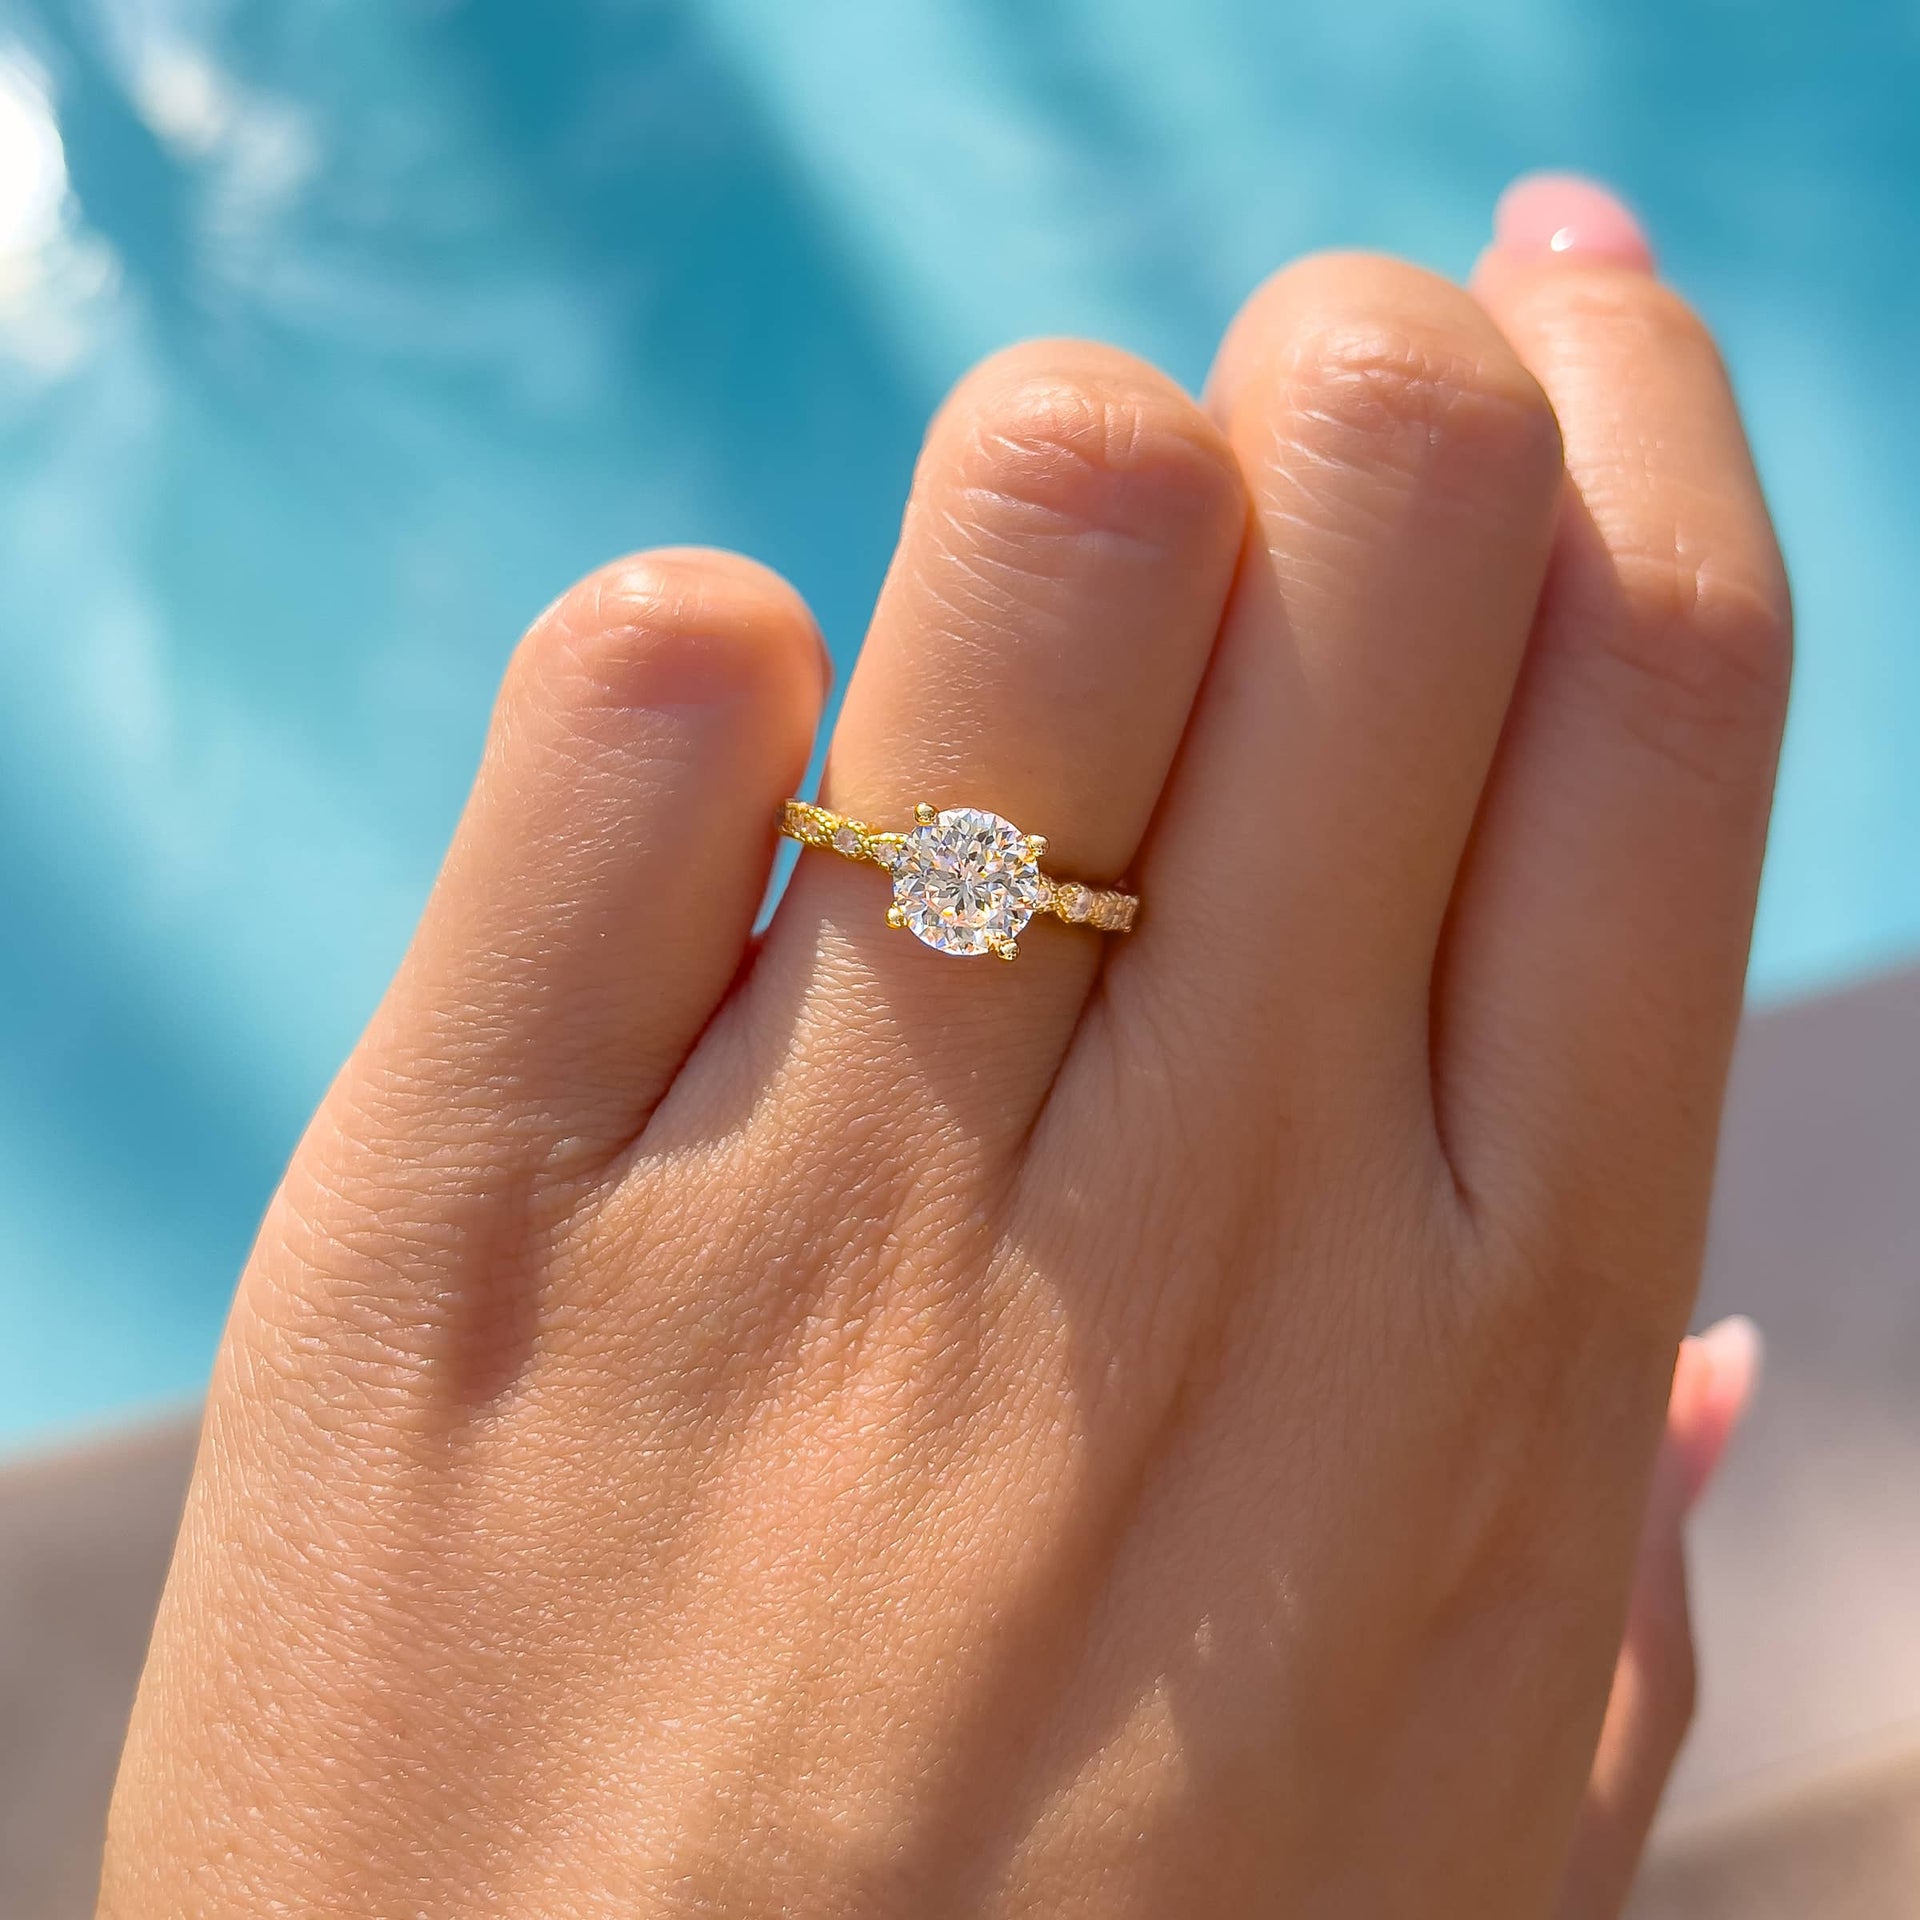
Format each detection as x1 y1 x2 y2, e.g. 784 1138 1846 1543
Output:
1493 172 1656 271
1674 1315 1764 1509
1697 1313 1764 1394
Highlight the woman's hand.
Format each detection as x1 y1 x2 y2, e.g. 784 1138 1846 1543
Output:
102 181 1787 1917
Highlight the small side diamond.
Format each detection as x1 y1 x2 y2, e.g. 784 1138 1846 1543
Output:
832 825 862 856
1056 883 1093 924
874 838 906 870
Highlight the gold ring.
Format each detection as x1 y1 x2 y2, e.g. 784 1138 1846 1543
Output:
780 799 1138 961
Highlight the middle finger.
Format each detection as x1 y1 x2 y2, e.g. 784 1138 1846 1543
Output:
1083 254 1566 1167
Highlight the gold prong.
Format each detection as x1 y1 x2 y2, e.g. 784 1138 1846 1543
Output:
1025 833 1048 860
992 937 1018 962
885 904 907 930
914 801 938 824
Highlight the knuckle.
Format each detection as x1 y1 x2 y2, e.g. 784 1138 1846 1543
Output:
1285 318 1560 489
1577 533 1793 776
511 548 820 714
1224 254 1563 500
1531 272 1722 380
1619 538 1794 693
934 344 1242 553
1504 272 1792 777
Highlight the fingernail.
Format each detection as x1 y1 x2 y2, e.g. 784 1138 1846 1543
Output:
1696 1314 1765 1406
1492 172 1656 271
1674 1315 1764 1509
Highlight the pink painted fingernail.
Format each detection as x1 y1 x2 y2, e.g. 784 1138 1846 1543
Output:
1493 172 1656 271
1673 1315 1764 1509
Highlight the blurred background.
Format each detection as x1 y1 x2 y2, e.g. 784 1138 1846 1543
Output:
1 0 1917 1448
1 3 1918 1916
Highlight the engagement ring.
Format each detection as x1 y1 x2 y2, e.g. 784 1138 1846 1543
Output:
780 800 1138 961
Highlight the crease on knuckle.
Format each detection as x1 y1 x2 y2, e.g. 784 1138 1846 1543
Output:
1519 277 1792 777
1568 532 1792 782
1265 320 1561 503
1531 273 1719 377
517 560 688 691
941 368 1237 562
513 553 809 720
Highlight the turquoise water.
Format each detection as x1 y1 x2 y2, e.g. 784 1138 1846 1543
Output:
1 1 1916 1448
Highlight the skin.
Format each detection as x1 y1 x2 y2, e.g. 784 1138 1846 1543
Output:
100 223 1788 1917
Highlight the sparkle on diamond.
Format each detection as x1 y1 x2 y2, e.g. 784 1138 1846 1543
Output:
891 807 1043 956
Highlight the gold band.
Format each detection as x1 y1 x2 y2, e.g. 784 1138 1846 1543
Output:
780 799 1138 960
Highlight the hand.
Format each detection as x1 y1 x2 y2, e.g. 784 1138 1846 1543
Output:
102 179 1787 1917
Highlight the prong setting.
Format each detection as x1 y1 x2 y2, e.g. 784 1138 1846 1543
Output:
886 806 1044 958
778 797 1137 958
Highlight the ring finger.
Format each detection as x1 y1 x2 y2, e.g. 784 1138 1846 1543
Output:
742 340 1246 1146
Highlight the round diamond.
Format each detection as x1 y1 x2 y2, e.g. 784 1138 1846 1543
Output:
1056 883 1092 924
831 825 862 856
891 807 1043 957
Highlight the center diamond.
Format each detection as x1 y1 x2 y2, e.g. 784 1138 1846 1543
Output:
891 807 1044 957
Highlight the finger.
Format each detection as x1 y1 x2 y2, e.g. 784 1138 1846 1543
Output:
1074 255 1563 1142
1444 182 1792 1292
351 549 826 1153
756 341 1245 1125
1557 1317 1761 1919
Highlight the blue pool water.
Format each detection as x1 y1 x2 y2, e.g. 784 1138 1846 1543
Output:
1 1 1916 1448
